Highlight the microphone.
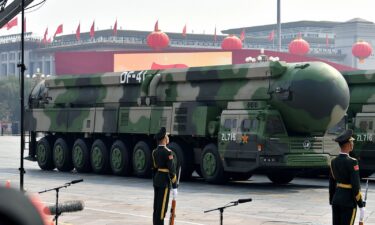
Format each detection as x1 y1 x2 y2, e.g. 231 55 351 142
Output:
44 200 84 215
70 179 83 184
238 198 252 203
231 198 252 204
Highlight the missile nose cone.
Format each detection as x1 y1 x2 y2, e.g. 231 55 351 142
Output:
272 62 349 134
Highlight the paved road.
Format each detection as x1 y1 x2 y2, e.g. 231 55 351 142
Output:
1 136 375 225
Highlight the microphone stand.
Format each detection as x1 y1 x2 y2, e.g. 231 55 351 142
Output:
38 180 83 225
204 202 238 225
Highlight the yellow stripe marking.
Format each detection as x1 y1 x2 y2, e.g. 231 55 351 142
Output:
172 175 177 183
337 183 352 189
350 207 357 225
158 168 169 173
160 187 168 220
356 192 362 201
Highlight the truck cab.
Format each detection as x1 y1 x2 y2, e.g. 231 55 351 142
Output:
217 101 333 184
352 105 375 177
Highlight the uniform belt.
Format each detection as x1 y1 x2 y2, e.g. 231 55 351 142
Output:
337 183 352 189
157 168 169 173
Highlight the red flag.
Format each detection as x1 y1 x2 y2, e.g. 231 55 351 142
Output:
326 34 329 47
113 19 118 36
154 20 158 31
53 24 63 38
47 37 52 43
6 17 18 30
214 26 217 42
240 29 245 41
90 21 95 38
76 23 80 41
42 27 48 43
182 24 187 37
268 30 274 41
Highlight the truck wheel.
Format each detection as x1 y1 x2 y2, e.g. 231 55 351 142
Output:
168 142 194 180
110 140 132 176
267 171 294 184
132 141 152 178
36 137 55 170
200 144 228 184
53 138 74 172
72 139 91 173
90 139 110 174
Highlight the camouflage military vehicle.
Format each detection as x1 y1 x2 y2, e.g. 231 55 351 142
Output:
338 70 375 177
25 59 349 184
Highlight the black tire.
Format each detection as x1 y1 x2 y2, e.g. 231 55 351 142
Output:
110 140 132 176
200 143 228 184
90 139 110 174
267 171 295 185
53 138 74 172
36 137 55 170
72 139 92 173
132 141 152 178
168 142 194 180
230 172 253 181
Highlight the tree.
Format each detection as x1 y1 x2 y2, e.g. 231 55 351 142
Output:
0 76 33 122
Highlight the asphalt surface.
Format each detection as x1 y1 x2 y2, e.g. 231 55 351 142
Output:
1 136 375 225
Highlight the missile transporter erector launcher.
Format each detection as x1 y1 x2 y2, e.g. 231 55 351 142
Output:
337 70 375 177
26 60 349 184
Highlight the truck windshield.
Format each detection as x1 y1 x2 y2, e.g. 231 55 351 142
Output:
265 116 285 135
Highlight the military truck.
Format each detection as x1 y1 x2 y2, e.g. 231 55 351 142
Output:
25 59 350 184
338 70 375 177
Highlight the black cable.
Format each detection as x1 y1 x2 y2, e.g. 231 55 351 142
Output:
0 0 8 11
24 0 46 12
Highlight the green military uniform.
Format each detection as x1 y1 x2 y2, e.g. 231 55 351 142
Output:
152 128 177 225
329 130 364 225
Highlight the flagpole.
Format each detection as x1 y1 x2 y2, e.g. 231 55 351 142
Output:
277 0 281 52
18 0 26 192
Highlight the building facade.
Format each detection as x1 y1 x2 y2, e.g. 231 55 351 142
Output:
0 18 374 77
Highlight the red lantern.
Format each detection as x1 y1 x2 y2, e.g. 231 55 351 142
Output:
352 40 372 63
221 35 242 50
147 31 170 50
288 38 310 55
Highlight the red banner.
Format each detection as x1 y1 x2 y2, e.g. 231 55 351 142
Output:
54 24 63 37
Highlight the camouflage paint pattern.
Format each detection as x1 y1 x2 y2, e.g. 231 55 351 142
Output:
339 70 375 174
25 60 350 175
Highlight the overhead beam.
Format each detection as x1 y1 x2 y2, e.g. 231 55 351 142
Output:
0 0 33 28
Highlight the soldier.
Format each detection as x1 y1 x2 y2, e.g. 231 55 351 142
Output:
329 129 365 225
152 127 178 225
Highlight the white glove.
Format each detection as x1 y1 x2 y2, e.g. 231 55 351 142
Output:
359 207 365 222
172 188 178 199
